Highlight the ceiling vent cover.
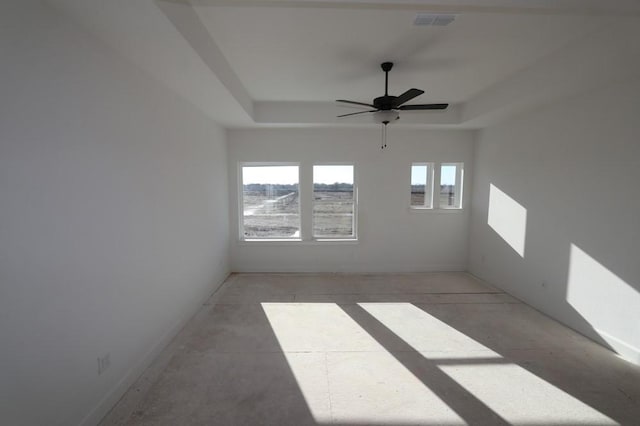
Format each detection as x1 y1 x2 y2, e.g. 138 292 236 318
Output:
414 13 456 26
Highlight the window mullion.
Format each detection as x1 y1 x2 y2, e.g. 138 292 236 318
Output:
433 164 442 209
300 162 313 241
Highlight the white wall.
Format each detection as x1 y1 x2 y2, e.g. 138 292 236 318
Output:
468 78 640 365
228 128 473 272
0 1 229 425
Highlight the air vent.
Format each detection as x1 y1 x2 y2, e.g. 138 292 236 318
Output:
414 13 456 26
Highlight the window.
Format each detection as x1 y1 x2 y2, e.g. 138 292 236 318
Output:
410 163 434 209
313 165 356 239
241 164 300 239
409 162 464 210
239 163 358 242
439 162 464 209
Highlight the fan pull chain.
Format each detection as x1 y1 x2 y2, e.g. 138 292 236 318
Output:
381 123 388 149
384 123 387 149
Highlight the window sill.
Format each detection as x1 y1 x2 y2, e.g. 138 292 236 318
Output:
409 207 464 213
238 239 358 246
243 238 302 242
314 238 358 243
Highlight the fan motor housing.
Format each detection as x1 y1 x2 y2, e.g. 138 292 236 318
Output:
373 96 397 110
381 62 394 72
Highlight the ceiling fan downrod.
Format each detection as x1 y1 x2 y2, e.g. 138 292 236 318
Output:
381 62 393 97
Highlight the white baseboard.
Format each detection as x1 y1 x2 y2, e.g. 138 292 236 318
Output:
231 264 467 273
466 272 640 367
595 328 640 367
80 270 229 426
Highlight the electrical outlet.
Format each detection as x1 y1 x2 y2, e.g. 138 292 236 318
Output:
98 353 110 375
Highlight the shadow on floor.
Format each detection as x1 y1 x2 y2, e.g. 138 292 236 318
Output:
109 273 640 426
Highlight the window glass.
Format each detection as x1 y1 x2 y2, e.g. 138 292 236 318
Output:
242 165 300 239
313 165 355 238
411 163 433 208
440 163 463 209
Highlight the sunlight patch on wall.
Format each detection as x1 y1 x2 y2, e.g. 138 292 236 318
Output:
567 243 640 362
261 303 465 425
488 183 527 257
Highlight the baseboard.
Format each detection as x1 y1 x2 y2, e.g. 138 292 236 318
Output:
80 269 230 426
230 264 467 273
466 271 640 367
594 328 640 367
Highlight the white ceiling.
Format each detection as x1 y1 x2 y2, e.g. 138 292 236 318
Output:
195 6 599 103
46 0 640 128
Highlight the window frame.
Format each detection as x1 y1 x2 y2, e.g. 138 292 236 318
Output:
409 161 465 211
312 163 358 241
238 162 302 241
409 162 435 210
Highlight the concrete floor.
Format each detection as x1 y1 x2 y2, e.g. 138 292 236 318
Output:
102 273 640 426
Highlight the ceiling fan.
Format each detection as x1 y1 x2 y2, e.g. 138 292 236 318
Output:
336 62 448 125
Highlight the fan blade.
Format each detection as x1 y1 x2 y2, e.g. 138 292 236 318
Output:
336 99 375 108
394 88 424 107
337 110 377 118
399 103 448 110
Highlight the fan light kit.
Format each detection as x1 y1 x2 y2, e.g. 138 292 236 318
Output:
373 110 399 124
336 62 448 149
